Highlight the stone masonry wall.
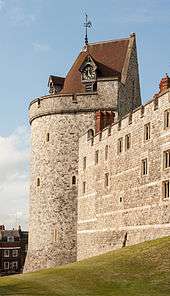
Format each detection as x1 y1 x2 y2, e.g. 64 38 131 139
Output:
77 90 170 260
118 35 141 117
24 88 119 272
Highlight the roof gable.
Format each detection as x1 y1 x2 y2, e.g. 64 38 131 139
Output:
61 37 130 94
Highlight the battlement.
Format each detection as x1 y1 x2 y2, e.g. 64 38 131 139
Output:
29 91 118 124
80 88 170 145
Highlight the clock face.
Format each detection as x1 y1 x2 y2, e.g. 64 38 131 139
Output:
82 65 96 80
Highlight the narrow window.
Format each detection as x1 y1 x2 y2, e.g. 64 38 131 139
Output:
142 158 148 175
163 180 170 198
105 173 109 187
53 229 58 242
144 123 150 140
99 132 102 141
164 150 170 169
154 97 158 110
37 98 40 108
4 250 10 257
83 182 86 194
118 138 123 154
72 176 76 186
105 145 108 160
95 150 99 165
125 134 131 150
83 157 86 170
120 197 123 203
4 262 9 270
37 178 40 187
164 109 170 129
46 133 50 142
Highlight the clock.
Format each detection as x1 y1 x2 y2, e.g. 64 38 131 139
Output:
82 65 96 80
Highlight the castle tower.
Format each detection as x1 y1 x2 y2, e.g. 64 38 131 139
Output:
24 33 141 272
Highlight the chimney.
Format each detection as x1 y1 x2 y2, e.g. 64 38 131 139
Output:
159 73 170 93
95 111 104 134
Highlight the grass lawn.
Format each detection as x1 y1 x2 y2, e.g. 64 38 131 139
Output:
0 236 170 296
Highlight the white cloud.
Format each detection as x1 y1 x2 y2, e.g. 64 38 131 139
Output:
0 127 30 230
32 42 51 53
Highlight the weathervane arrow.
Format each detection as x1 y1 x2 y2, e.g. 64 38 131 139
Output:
84 14 92 45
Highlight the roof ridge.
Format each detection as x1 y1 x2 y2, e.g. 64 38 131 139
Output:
88 37 130 46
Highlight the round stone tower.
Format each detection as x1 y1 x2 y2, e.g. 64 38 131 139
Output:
24 93 98 271
24 35 141 272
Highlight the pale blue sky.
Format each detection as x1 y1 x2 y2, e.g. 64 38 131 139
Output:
0 0 170 135
0 0 170 229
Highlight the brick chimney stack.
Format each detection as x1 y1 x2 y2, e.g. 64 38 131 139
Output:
159 73 170 93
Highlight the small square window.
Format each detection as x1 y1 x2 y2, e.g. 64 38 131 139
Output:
118 138 123 154
142 158 148 175
4 250 10 257
4 262 9 270
125 134 131 150
12 261 18 270
95 150 99 165
144 123 150 141
162 180 170 198
12 250 18 257
7 236 14 242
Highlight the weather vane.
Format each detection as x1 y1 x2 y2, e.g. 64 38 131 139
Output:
84 14 92 45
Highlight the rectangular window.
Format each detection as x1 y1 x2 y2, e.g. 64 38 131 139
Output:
12 261 18 270
125 134 131 150
163 150 170 169
83 157 86 170
105 173 109 187
142 158 148 175
105 145 108 160
144 123 150 140
95 150 99 165
7 236 14 242
118 138 123 154
4 262 9 270
163 180 170 198
4 250 10 257
164 109 170 129
83 182 86 194
12 250 18 257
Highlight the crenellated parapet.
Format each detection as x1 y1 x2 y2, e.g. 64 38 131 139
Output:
29 92 118 124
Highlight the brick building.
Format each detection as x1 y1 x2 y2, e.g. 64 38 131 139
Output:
24 33 170 272
0 225 28 276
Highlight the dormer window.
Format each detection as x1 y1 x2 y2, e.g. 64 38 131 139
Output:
7 236 14 242
79 56 97 92
48 76 65 94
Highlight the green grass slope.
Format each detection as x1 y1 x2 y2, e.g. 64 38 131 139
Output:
0 236 170 296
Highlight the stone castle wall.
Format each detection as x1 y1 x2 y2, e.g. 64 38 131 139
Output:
24 38 142 271
24 89 119 272
77 90 170 260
